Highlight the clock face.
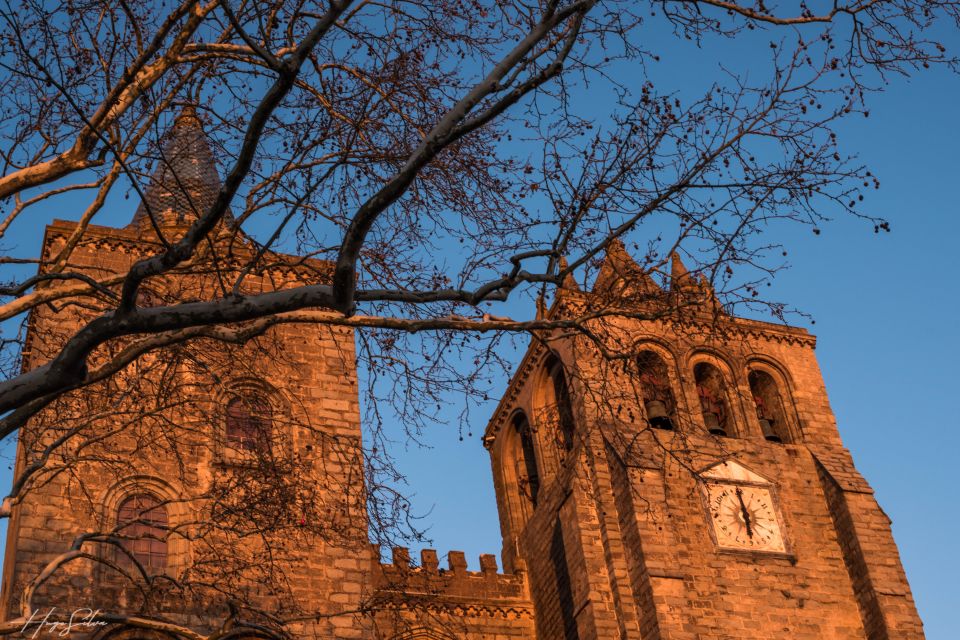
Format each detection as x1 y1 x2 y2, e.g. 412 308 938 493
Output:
706 483 785 553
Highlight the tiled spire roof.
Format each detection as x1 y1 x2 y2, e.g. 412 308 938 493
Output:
129 105 223 231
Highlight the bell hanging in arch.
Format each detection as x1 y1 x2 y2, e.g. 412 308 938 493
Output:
703 411 727 436
759 416 782 443
645 400 674 430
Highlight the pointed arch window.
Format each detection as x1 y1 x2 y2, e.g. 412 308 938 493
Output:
694 362 734 437
513 413 540 507
637 350 676 430
116 494 168 572
748 370 791 443
548 358 576 452
225 393 273 451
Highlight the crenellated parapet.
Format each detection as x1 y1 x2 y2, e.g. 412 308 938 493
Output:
371 545 532 616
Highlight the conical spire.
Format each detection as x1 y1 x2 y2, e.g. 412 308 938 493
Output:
670 252 697 291
697 273 725 314
557 256 580 293
593 238 660 295
669 252 726 315
129 105 224 232
535 293 547 320
604 238 636 277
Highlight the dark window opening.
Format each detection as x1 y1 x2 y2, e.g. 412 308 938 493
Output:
513 413 540 507
637 350 676 430
549 359 576 452
551 518 579 640
694 362 732 437
749 370 790 443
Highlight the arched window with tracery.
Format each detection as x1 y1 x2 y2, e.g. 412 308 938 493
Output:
225 393 273 451
116 494 168 572
512 412 540 508
637 350 676 430
694 362 734 437
748 369 791 443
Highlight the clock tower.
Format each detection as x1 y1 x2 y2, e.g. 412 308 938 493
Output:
483 242 924 639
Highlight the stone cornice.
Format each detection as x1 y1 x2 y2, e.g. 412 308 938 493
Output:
664 316 817 348
373 598 535 620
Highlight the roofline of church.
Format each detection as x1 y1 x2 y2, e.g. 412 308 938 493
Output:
42 218 334 275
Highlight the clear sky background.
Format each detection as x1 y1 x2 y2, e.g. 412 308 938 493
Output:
0 12 956 640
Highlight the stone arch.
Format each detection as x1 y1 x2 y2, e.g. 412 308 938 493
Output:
389 627 458 640
92 627 278 640
214 377 292 460
744 353 797 389
684 346 741 376
626 337 694 427
634 345 680 430
98 476 191 578
745 357 800 443
531 352 578 459
689 352 741 437
215 376 290 417
498 409 541 538
91 626 181 640
628 335 681 360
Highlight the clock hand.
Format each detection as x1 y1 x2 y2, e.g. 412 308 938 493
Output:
735 487 753 539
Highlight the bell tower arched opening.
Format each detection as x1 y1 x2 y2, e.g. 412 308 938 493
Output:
637 350 677 430
533 354 577 458
694 362 734 437
748 369 791 443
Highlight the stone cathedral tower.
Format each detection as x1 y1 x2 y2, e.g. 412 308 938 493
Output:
0 109 375 639
483 243 925 639
0 109 923 640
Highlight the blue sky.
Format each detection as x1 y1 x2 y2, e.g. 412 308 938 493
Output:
0 11 956 639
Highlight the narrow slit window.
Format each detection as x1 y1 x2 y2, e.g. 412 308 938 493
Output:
549 361 576 452
514 413 540 507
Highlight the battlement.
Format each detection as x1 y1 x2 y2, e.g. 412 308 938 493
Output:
372 545 529 604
